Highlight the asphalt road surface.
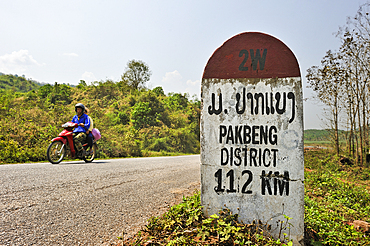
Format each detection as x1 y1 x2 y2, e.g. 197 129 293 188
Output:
0 155 201 245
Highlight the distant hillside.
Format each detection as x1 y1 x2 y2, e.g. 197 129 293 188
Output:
0 74 41 92
304 129 330 141
304 129 347 142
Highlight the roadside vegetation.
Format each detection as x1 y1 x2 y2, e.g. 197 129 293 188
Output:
122 148 370 245
0 60 200 164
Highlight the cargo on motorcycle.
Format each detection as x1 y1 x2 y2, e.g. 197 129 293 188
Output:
46 103 101 164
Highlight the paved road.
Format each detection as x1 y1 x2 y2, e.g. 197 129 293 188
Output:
0 155 201 245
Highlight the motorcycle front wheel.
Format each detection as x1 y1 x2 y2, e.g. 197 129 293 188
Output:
47 141 65 164
83 143 97 163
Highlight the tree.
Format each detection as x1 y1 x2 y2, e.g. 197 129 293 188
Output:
38 84 53 98
306 2 370 165
152 86 165 96
306 50 345 155
131 102 155 129
77 80 87 90
121 60 152 90
37 82 72 105
131 90 167 129
336 2 370 164
164 92 189 110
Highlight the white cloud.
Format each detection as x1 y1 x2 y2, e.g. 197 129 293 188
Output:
162 70 183 83
62 52 78 57
186 79 199 86
81 71 97 82
160 70 184 94
159 70 200 98
0 50 42 74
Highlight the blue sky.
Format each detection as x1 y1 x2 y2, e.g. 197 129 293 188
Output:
0 0 365 129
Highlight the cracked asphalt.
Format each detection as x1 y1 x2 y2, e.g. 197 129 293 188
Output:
0 155 200 245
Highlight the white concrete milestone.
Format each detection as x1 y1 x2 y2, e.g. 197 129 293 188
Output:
200 32 304 245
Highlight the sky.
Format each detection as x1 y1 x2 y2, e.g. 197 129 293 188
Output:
0 0 366 129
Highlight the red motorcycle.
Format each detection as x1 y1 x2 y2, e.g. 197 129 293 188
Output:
46 122 99 164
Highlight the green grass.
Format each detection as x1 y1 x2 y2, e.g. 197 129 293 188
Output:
122 192 293 246
304 150 370 245
305 172 370 245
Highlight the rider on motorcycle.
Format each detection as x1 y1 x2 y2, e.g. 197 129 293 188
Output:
72 103 91 157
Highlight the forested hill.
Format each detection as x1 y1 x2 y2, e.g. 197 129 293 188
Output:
304 129 330 141
304 129 348 143
0 77 201 164
0 74 42 92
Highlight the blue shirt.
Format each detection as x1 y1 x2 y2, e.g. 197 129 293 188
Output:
72 113 91 133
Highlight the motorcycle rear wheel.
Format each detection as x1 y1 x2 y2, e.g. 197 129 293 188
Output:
47 141 65 164
83 143 97 163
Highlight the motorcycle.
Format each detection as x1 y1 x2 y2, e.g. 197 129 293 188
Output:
46 122 99 164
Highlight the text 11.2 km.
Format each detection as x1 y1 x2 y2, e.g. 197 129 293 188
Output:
214 169 290 196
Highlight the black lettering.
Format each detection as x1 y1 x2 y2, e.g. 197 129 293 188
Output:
214 169 224 193
220 124 278 146
263 149 271 167
260 125 268 145
243 125 251 144
235 126 243 144
278 171 290 196
219 125 227 143
274 171 290 196
242 146 248 166
270 92 275 114
254 93 264 115
226 125 234 144
234 148 241 166
221 148 228 165
261 170 273 195
232 90 296 119
250 148 258 167
236 88 246 114
269 126 278 145
265 92 270 115
230 147 233 166
241 170 253 194
220 146 278 170
258 148 262 166
271 149 278 167
247 93 254 115
274 171 279 195
288 92 295 123
252 125 259 144
239 49 249 71
250 49 267 70
208 93 223 115
226 170 237 193
275 92 286 114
